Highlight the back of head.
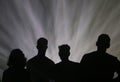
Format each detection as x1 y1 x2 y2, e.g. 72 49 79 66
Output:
58 44 70 61
7 49 26 68
37 37 48 52
96 34 110 50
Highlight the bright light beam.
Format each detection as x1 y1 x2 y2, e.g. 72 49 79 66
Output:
0 0 120 80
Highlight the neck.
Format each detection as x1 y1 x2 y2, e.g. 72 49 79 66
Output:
38 51 45 56
62 59 69 62
97 47 106 53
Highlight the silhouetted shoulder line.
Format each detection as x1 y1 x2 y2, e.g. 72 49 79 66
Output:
83 51 96 56
106 53 118 59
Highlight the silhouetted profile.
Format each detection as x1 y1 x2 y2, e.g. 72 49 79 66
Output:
26 37 54 82
52 44 79 82
80 34 120 82
2 49 30 82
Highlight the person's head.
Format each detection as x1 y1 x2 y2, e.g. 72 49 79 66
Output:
37 37 48 54
58 44 70 61
7 49 26 68
96 34 110 52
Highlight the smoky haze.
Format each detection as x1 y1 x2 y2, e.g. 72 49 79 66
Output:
0 0 120 81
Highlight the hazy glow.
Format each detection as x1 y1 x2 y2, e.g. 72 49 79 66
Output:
0 0 120 80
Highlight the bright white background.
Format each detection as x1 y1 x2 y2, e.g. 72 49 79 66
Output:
0 0 120 81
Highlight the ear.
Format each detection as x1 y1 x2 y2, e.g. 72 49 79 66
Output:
106 43 110 48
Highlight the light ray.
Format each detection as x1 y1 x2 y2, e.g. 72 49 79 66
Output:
0 0 120 80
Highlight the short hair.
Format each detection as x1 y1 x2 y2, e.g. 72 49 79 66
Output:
96 34 110 48
58 44 70 60
97 34 110 43
59 44 70 51
37 37 48 46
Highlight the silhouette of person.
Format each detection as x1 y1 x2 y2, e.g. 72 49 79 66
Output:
52 44 79 82
80 34 120 82
2 49 30 82
26 37 54 82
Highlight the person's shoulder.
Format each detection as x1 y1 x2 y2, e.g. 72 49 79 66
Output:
3 68 9 74
105 53 120 65
83 51 97 57
3 67 15 75
87 51 97 54
45 56 54 64
27 56 37 62
2 68 11 79
26 56 38 67
109 56 120 67
106 53 115 58
106 53 118 60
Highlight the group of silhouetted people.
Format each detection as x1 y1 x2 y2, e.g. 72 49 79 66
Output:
2 34 120 82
